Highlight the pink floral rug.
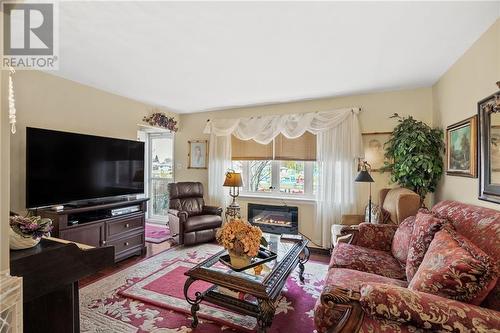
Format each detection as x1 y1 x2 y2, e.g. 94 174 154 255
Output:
145 223 173 244
80 243 328 332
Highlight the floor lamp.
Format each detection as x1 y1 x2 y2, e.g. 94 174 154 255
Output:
355 161 375 222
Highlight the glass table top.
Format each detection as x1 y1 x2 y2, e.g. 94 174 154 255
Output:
199 233 306 284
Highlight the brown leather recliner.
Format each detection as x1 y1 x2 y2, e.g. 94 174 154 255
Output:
167 182 223 246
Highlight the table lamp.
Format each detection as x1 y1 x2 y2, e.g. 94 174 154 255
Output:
223 171 244 220
355 161 375 222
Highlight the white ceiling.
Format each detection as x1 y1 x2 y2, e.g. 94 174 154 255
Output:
51 1 500 113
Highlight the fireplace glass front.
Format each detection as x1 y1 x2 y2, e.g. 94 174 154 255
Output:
248 203 298 235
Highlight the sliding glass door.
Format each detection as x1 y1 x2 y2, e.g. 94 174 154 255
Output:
148 133 174 221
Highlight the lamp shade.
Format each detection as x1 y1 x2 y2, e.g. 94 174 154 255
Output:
223 172 243 187
355 170 374 183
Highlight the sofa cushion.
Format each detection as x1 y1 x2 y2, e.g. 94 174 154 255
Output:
406 211 450 281
360 282 500 332
391 216 415 266
184 215 222 232
409 228 498 305
329 243 406 280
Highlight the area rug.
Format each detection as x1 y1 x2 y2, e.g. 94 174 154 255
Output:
80 243 328 333
145 223 173 244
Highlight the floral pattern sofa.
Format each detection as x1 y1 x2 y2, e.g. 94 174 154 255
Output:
314 200 500 333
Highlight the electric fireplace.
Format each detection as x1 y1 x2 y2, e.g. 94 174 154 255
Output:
248 203 298 235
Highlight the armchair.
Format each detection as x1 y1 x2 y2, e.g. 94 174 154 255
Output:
332 188 420 247
167 182 223 246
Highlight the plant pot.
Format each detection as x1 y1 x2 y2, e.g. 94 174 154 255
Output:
9 228 41 250
228 250 251 269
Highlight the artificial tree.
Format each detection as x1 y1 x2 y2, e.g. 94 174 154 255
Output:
381 113 445 204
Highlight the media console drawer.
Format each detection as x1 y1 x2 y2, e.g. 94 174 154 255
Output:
107 232 144 257
106 214 144 239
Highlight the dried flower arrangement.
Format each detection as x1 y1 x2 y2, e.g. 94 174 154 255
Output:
216 219 262 258
10 215 53 239
143 112 178 132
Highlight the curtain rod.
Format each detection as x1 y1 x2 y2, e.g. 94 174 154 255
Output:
205 107 362 122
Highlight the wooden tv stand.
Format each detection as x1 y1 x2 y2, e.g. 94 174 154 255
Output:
38 198 149 262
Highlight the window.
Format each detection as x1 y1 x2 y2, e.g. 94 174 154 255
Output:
233 160 317 197
231 133 317 198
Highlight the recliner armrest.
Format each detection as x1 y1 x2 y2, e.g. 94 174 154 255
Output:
360 283 500 332
202 205 223 216
168 209 188 220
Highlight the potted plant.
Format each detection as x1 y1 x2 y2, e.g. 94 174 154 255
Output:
216 219 262 268
9 215 53 250
382 113 445 204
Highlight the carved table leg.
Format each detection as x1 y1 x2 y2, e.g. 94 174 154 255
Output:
183 277 203 328
298 246 310 283
257 299 276 333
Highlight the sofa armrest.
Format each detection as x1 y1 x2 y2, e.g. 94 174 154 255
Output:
314 285 364 333
202 205 223 216
360 283 500 332
340 223 397 252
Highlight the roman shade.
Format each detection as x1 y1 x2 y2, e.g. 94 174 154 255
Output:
231 132 316 161
274 132 316 161
231 136 272 160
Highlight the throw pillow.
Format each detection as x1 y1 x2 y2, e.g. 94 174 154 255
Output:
391 215 416 266
409 228 498 304
406 211 450 281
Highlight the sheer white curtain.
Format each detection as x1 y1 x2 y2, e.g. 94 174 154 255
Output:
207 133 232 207
204 108 363 247
315 111 362 247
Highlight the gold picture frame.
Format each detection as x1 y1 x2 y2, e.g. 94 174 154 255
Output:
359 132 392 172
446 115 477 178
188 140 208 169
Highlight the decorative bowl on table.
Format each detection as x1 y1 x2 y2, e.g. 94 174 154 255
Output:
9 215 52 250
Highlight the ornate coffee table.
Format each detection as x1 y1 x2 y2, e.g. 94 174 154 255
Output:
183 234 309 332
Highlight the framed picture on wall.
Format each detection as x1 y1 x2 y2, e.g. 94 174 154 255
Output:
446 115 477 178
359 132 392 172
188 140 208 169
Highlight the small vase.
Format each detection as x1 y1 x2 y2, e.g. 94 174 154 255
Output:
9 228 41 250
228 250 251 269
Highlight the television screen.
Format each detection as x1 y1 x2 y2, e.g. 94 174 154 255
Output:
26 127 145 208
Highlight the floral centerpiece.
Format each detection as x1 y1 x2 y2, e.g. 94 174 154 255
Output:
9 215 53 250
216 219 263 268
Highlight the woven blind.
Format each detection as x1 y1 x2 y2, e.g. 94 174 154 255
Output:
231 136 273 160
274 132 317 161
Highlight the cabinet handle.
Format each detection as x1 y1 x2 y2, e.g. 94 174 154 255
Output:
125 223 130 228
124 242 129 246
102 240 106 245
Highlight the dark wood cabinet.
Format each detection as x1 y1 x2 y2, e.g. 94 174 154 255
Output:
10 238 114 333
39 198 149 262
60 222 105 247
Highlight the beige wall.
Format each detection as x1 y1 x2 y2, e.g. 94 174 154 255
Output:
433 19 500 209
1 71 9 271
10 70 176 213
174 88 433 245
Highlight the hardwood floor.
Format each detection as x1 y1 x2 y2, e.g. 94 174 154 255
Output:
79 240 174 287
80 240 329 288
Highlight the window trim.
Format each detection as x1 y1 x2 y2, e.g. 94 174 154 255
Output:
235 160 316 199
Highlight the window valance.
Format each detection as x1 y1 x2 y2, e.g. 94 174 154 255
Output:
203 108 359 145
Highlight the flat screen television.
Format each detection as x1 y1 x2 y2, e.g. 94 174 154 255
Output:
26 127 145 208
